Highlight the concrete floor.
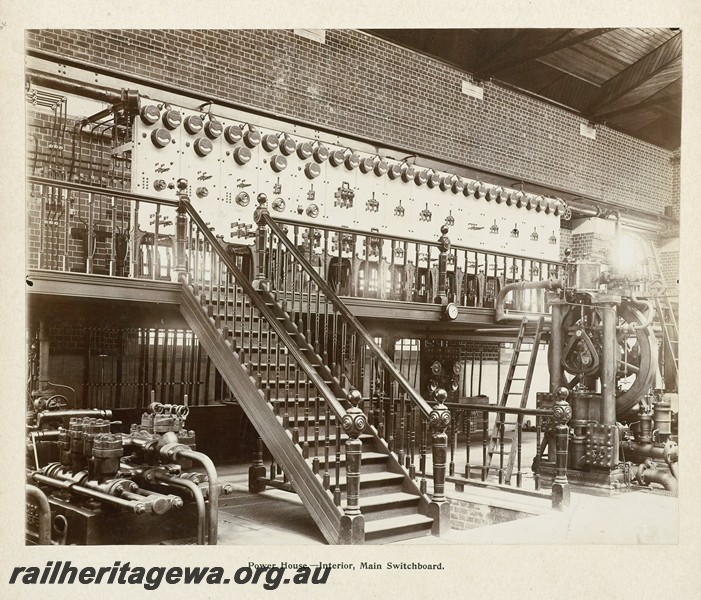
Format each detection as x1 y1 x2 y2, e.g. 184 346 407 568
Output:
212 461 678 545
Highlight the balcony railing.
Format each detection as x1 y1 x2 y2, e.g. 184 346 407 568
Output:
27 177 563 315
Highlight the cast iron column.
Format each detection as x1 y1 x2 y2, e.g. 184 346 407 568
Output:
601 303 618 426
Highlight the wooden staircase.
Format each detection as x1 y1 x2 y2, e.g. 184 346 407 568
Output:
178 203 445 544
485 316 544 485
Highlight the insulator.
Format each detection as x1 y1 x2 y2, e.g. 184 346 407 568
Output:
184 114 203 135
140 105 160 125
224 125 243 144
162 110 182 130
151 128 171 148
204 119 223 139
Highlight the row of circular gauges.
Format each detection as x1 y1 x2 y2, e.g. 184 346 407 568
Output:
139 104 566 216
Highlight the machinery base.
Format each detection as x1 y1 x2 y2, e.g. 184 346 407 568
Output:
538 463 630 496
27 494 199 545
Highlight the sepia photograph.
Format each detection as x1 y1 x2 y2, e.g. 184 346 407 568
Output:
2 2 700 598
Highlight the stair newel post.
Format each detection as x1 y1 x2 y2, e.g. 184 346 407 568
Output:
427 388 451 536
174 186 189 284
552 387 572 510
340 388 366 544
252 193 270 291
435 225 451 304
249 437 267 493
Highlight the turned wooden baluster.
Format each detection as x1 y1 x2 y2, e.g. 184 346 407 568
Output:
340 387 366 544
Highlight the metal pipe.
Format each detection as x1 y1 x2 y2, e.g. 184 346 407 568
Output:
27 70 123 104
32 473 146 512
601 304 617 426
618 292 655 331
495 278 563 322
170 449 218 544
26 485 52 545
154 473 206 545
670 461 679 480
549 303 565 392
636 464 678 493
35 409 112 429
621 440 679 464
31 430 61 442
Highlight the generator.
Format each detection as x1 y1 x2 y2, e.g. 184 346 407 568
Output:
26 389 231 545
534 253 678 493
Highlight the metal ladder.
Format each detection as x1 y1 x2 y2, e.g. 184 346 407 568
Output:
640 235 679 389
486 316 544 484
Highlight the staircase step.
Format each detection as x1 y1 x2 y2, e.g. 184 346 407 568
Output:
344 492 422 522
301 432 375 445
333 470 405 493
364 514 434 543
308 451 389 474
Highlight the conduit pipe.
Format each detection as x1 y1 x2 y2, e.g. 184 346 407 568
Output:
155 473 206 545
495 278 564 322
159 444 219 544
35 409 112 429
635 462 678 493
32 473 146 513
620 439 678 465
26 485 51 545
26 70 123 104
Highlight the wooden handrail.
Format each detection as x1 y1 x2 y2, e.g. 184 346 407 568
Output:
182 200 348 421
445 403 553 417
258 210 435 419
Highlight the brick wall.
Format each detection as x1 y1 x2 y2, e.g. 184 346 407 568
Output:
670 149 680 220
448 495 537 530
26 29 675 215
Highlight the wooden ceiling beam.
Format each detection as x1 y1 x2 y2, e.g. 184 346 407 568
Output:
594 79 682 120
478 28 615 77
587 32 682 118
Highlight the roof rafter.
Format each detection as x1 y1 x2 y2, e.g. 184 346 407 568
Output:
595 79 682 120
478 28 615 76
587 32 682 119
